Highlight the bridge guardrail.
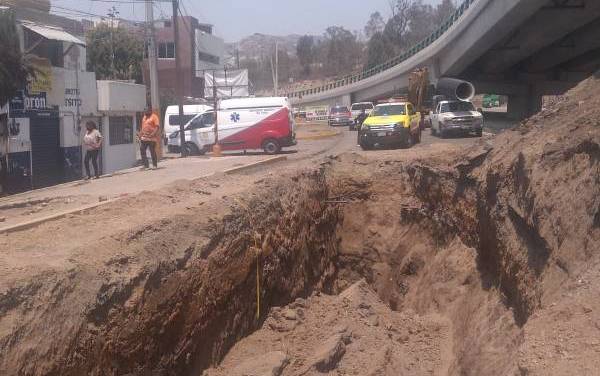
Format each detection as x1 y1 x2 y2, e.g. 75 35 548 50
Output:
286 0 476 100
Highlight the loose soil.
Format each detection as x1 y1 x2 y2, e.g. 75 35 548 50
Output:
1 73 599 375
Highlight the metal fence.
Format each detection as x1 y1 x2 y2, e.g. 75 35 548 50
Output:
286 0 477 100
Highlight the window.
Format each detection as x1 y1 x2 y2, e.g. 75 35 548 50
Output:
351 103 373 111
331 106 349 114
186 112 215 130
200 112 215 126
169 114 196 127
372 105 406 116
440 101 476 113
158 42 175 59
198 51 220 65
109 116 133 145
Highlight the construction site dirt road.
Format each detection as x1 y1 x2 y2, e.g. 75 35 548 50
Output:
1 74 599 376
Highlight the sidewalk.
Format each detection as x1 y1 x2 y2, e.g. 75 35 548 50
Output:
0 154 276 230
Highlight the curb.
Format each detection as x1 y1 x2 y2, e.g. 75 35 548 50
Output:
224 155 288 175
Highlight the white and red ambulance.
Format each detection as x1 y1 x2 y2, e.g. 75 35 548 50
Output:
168 97 297 155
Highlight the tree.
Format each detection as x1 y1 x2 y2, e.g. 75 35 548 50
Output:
321 26 361 76
434 0 457 25
403 0 435 47
0 10 33 105
383 0 412 53
296 35 315 77
366 32 393 69
364 12 386 40
86 24 143 83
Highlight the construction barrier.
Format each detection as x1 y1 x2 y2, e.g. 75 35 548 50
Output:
304 106 329 121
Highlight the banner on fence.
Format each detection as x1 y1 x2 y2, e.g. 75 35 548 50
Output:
304 106 329 121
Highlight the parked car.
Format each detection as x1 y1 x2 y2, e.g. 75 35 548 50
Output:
168 97 296 155
328 106 353 127
358 102 422 150
350 102 374 118
429 100 483 138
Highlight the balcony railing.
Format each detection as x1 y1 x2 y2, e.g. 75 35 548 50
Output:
286 0 476 100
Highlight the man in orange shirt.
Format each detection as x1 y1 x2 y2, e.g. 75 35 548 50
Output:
139 107 160 170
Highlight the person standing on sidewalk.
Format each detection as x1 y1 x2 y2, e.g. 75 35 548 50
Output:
139 107 160 170
83 121 103 180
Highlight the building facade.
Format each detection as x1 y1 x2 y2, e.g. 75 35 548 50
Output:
0 6 145 195
145 16 225 99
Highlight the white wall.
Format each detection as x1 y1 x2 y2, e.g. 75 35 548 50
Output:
101 114 138 174
97 81 146 112
96 81 146 174
48 67 98 116
46 67 99 148
195 30 225 75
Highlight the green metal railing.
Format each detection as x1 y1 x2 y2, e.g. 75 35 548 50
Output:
287 0 477 99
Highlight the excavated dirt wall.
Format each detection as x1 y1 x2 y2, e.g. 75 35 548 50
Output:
1 74 599 376
326 73 599 374
0 171 341 375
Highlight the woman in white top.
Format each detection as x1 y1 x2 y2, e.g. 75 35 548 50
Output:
83 121 103 179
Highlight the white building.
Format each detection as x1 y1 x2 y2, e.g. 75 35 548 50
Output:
195 28 225 74
0 8 146 194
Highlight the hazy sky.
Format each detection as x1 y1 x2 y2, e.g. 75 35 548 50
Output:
51 0 440 42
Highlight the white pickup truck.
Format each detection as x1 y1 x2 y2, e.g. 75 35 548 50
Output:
430 100 483 138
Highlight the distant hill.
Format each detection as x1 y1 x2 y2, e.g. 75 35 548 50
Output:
227 33 317 61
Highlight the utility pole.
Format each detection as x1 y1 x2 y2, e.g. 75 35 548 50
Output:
274 42 279 96
212 70 221 156
172 0 186 157
145 0 161 117
270 42 279 96
107 6 119 78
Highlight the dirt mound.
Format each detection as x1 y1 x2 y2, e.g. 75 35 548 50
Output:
205 280 452 376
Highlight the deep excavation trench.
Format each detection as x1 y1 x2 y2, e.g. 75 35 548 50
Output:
38 154 564 375
2 73 599 376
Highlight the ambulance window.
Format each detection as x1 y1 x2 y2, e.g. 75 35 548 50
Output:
188 117 203 130
202 112 215 126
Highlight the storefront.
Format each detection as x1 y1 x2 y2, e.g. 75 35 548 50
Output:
1 20 147 195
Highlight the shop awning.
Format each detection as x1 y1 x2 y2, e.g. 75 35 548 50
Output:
22 23 85 46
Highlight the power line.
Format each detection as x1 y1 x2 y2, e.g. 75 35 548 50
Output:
50 5 109 18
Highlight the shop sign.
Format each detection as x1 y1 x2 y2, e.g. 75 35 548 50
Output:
9 90 48 112
27 57 53 94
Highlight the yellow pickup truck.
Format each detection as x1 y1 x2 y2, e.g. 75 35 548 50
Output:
358 102 422 150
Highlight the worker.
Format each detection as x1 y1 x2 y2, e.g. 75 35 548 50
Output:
139 107 160 170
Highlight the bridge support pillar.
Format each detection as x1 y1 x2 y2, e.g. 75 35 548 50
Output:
340 94 352 108
507 86 542 121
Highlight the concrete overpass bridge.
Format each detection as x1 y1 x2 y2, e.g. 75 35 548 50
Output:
287 0 600 120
